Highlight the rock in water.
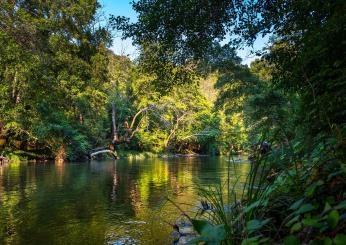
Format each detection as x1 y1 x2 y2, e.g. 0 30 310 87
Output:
171 230 181 242
172 216 197 245
178 236 196 245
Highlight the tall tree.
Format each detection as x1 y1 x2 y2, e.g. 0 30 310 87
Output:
0 0 111 161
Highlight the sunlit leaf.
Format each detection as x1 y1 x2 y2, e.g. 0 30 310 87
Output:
327 210 339 229
334 234 346 245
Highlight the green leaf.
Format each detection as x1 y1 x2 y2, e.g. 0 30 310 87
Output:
334 234 346 245
327 210 339 229
241 240 258 245
334 200 346 210
241 236 261 245
259 237 270 243
246 219 271 234
309 237 333 245
305 180 323 197
302 217 321 228
191 219 210 234
286 215 300 227
323 237 332 245
243 200 267 213
290 222 302 233
289 198 304 210
283 235 300 245
341 164 346 174
319 224 329 233
190 219 226 243
293 203 315 215
323 202 332 213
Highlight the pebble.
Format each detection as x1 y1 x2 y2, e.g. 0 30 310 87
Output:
178 226 195 235
171 230 181 242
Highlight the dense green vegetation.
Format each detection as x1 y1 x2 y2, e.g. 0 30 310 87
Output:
0 1 193 160
112 0 346 244
0 0 112 161
0 1 253 161
1 0 345 244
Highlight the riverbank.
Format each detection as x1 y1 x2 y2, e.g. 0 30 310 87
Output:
94 150 216 161
0 149 228 163
0 150 50 163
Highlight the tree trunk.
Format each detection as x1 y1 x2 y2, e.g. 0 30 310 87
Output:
79 113 84 124
112 103 118 142
165 129 176 148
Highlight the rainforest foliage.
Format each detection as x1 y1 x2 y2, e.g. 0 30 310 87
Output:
0 0 255 161
112 0 346 244
0 0 346 243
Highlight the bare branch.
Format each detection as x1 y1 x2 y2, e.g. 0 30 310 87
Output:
90 150 117 159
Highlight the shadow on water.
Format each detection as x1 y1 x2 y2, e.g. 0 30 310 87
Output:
0 157 250 244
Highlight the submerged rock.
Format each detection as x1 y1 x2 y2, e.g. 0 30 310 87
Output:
175 217 193 228
178 226 195 235
177 236 196 245
171 230 180 242
172 217 197 245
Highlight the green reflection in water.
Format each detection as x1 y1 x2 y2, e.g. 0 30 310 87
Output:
0 157 250 245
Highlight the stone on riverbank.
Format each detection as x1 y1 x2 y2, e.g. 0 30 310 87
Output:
172 217 197 245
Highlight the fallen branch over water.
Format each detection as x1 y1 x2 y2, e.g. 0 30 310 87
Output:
89 148 118 159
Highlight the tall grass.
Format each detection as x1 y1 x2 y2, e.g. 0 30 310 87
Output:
190 129 346 244
192 139 279 244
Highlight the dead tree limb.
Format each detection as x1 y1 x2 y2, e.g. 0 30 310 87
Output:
90 149 117 159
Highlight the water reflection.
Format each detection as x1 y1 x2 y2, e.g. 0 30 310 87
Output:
0 157 250 244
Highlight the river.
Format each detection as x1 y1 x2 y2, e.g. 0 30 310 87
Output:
0 157 250 244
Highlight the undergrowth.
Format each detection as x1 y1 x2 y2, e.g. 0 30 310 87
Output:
178 130 346 244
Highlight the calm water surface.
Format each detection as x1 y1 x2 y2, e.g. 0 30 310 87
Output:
0 157 250 245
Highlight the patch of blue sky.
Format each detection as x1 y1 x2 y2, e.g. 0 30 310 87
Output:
99 0 269 66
